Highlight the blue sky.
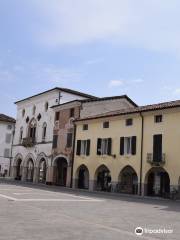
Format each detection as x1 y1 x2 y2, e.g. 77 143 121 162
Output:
1 0 180 117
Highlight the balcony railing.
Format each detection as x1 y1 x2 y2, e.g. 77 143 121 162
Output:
22 137 36 147
147 153 165 166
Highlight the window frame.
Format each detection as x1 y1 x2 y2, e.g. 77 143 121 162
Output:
103 121 109 129
126 118 133 126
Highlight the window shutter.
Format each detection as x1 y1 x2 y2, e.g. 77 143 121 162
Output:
76 140 81 155
107 138 112 155
120 137 124 155
153 134 162 162
131 136 137 155
97 138 102 155
52 135 58 149
66 133 73 148
86 140 91 156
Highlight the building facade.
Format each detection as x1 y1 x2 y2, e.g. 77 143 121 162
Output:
51 96 137 188
11 87 95 184
0 114 15 176
73 100 180 198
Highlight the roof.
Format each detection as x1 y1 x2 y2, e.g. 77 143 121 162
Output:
75 99 180 122
15 87 97 104
0 114 16 123
51 95 138 108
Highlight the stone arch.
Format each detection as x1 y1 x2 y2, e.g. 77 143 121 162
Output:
94 164 111 192
118 165 138 195
75 164 89 189
23 153 35 167
144 167 170 198
13 153 23 180
52 155 69 186
36 153 48 183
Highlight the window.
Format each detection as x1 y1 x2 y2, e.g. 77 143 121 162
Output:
22 109 25 117
52 135 58 149
45 102 49 112
7 125 12 130
124 137 131 154
103 121 109 128
83 124 88 131
4 149 10 158
32 105 36 115
42 122 47 140
5 134 11 144
55 112 60 121
28 119 37 139
76 140 90 156
66 132 73 148
97 138 112 155
155 115 163 123
120 136 136 155
70 108 75 118
126 118 133 126
153 134 162 162
19 127 23 143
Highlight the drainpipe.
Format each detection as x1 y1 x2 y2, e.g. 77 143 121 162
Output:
139 112 144 196
9 127 15 177
70 124 76 188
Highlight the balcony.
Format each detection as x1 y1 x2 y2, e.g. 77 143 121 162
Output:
22 137 36 148
147 153 165 166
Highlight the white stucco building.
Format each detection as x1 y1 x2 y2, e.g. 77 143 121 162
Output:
11 87 96 183
0 114 15 176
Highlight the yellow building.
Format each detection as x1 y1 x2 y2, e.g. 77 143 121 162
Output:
73 100 180 198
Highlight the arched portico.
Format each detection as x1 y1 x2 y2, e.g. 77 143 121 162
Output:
13 154 23 180
94 165 111 192
75 165 89 189
118 166 138 195
52 156 69 186
35 153 48 183
144 167 170 198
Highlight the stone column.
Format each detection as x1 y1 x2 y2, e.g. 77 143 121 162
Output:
46 166 54 185
33 167 39 183
22 167 27 182
89 179 95 191
66 166 71 188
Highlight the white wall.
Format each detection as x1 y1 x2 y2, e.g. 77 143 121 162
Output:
0 121 14 175
12 88 88 166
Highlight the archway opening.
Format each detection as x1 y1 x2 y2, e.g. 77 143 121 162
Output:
39 158 46 183
95 165 111 192
145 168 170 198
118 166 138 194
15 159 22 180
26 159 34 182
53 157 68 186
76 165 89 189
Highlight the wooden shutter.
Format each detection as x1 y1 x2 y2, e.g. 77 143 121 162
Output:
153 134 162 162
52 135 58 149
76 140 81 155
131 136 137 155
86 140 91 156
107 138 112 155
97 138 102 155
66 133 73 148
120 137 124 155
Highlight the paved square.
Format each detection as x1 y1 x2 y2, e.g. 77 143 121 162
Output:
0 183 180 240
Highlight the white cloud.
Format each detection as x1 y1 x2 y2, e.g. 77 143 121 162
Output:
173 88 180 95
132 78 144 83
29 0 180 54
109 80 124 87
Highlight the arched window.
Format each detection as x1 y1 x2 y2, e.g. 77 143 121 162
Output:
42 122 47 141
28 118 37 140
45 102 49 112
22 109 25 117
32 105 36 115
19 127 23 143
